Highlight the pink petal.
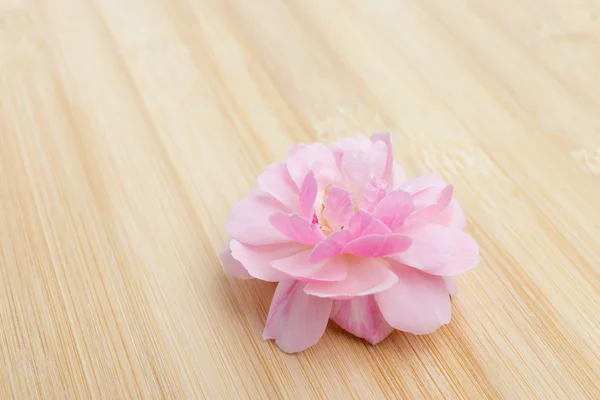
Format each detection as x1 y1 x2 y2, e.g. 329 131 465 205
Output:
373 190 415 230
257 162 299 211
331 295 395 345
229 240 304 282
348 210 391 237
299 171 317 219
219 240 252 279
359 178 388 211
263 281 333 353
287 143 340 188
226 191 290 245
436 198 466 230
427 230 479 276
400 173 445 194
270 213 325 246
308 230 352 263
392 224 458 271
323 187 354 230
342 234 412 258
370 133 394 185
404 185 454 227
375 263 451 334
444 277 458 297
392 163 406 188
303 258 398 298
272 250 349 281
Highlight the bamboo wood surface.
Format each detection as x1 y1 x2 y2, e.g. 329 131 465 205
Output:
1 0 600 398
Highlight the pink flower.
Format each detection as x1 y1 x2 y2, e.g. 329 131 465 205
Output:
220 133 479 353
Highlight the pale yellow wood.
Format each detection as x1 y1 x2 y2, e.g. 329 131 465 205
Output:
1 0 599 398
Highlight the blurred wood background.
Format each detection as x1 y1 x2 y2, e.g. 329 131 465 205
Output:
1 0 599 398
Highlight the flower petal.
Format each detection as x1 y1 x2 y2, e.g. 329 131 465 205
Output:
400 173 445 194
287 143 340 188
331 296 395 345
392 224 457 271
272 251 349 281
373 190 415 230
444 277 458 297
404 185 454 227
375 263 451 334
219 240 252 279
270 212 325 246
436 198 466 230
263 281 333 353
299 171 318 219
323 187 354 230
308 230 352 263
229 240 304 281
226 190 290 245
427 230 479 276
257 162 299 211
370 132 394 185
342 234 412 258
359 178 388 211
392 163 406 188
304 258 398 298
348 210 391 237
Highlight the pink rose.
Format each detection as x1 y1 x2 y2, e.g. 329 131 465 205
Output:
220 133 479 353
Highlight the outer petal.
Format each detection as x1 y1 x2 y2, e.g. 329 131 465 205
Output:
299 171 318 219
392 163 406 188
226 189 290 245
370 133 394 185
270 213 325 246
427 230 479 276
287 143 340 188
257 163 299 211
444 277 458 297
375 263 451 334
304 258 398 298
400 173 445 194
219 240 252 279
348 210 391 237
229 240 304 282
263 281 333 353
404 185 454 228
342 234 411 258
331 296 395 345
393 224 478 275
436 198 466 230
308 230 352 263
373 190 415 230
272 250 349 282
323 187 354 230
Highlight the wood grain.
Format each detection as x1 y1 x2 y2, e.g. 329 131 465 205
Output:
1 0 599 398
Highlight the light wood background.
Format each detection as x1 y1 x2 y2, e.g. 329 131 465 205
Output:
1 0 599 398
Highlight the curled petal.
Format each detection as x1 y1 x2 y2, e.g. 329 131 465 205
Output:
376 263 451 334
392 163 406 188
360 178 388 211
436 198 466 230
229 240 304 282
308 230 352 263
444 277 458 297
323 187 354 230
272 250 348 282
400 173 445 194
348 210 391 237
257 163 299 211
219 240 252 279
374 190 415 230
404 185 454 227
342 234 411 258
299 171 318 219
270 213 325 246
331 296 395 345
263 281 333 353
304 258 398 298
